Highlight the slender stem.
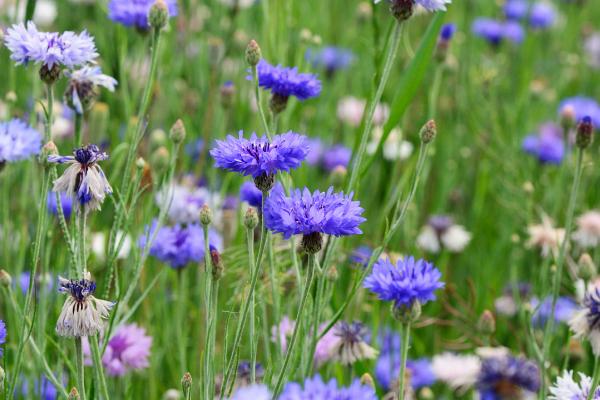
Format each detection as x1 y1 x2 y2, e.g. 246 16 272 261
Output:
588 357 600 400
45 84 54 141
202 225 215 399
272 252 317 398
74 112 83 148
539 148 584 398
268 234 281 363
77 211 87 278
305 267 325 377
253 65 270 139
90 335 110 400
246 225 257 383
75 337 87 400
397 321 412 400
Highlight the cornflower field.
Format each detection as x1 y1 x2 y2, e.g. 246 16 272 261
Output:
0 0 599 398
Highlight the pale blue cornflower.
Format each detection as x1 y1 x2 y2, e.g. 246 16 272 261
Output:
65 66 118 114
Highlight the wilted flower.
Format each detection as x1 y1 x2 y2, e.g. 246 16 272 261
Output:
549 371 600 400
279 375 377 400
108 0 178 30
416 215 471 253
526 215 565 257
573 210 600 248
330 321 378 365
476 354 540 399
431 353 481 390
48 144 112 214
569 288 600 356
64 66 117 114
374 0 451 13
56 271 114 337
522 122 564 165
0 119 42 165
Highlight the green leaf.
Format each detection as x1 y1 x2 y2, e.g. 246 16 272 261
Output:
360 13 445 177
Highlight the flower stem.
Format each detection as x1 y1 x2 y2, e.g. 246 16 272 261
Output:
74 112 83 148
397 320 412 400
246 224 257 383
77 211 87 278
75 337 87 400
588 357 600 400
272 253 317 398
45 84 54 141
202 225 215 399
90 335 110 400
252 65 270 139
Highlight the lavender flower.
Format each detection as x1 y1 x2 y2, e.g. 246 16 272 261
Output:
559 97 600 127
18 272 54 295
376 352 436 391
280 375 377 400
364 256 444 309
305 137 324 166
65 66 118 114
229 384 271 400
4 22 98 71
305 46 354 77
47 191 73 220
240 181 263 208
549 371 600 400
522 122 565 164
0 119 42 165
349 245 372 267
472 18 525 45
56 271 114 337
93 324 152 376
322 144 352 172
264 184 365 253
330 321 378 365
477 354 541 399
19 375 58 400
210 131 309 191
531 296 578 328
48 144 112 214
108 0 178 29
0 320 5 357
504 0 528 20
529 3 556 29
139 220 223 269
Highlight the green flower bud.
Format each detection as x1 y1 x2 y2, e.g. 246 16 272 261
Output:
169 119 186 144
200 204 213 226
245 39 262 67
0 269 12 287
420 120 437 144
149 0 169 31
244 207 259 230
478 310 496 335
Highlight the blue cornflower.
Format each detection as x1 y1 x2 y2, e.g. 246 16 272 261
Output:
280 375 377 400
210 131 309 191
364 256 444 308
322 144 352 172
529 3 556 29
47 191 73 220
0 320 6 357
256 60 321 107
477 355 540 399
108 0 178 30
20 375 58 400
48 144 112 214
349 245 372 267
559 97 600 128
306 46 354 77
440 23 457 41
65 66 118 114
18 272 54 295
229 384 271 400
139 220 223 269
264 184 365 252
240 181 263 208
376 351 436 391
4 22 98 70
0 119 42 165
531 296 578 328
504 0 528 20
522 122 565 164
472 18 525 45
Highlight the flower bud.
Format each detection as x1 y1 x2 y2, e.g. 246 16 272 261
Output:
200 204 213 226
181 372 192 396
578 253 596 282
244 207 259 230
360 373 375 388
39 64 61 85
576 116 594 149
68 388 81 400
389 0 414 21
326 265 339 282
149 0 169 31
393 300 421 324
253 173 275 192
41 141 59 167
150 129 168 150
269 93 289 115
330 165 347 187
169 119 186 144
151 146 170 175
560 105 576 131
0 269 12 287
245 39 262 67
211 247 224 280
301 232 323 255
420 120 437 144
357 2 372 22
478 310 496 335
136 157 147 170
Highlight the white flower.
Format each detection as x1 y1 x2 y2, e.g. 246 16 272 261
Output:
431 353 481 389
91 231 131 262
367 126 414 161
549 370 600 400
337 96 389 127
526 215 565 257
56 271 114 337
495 295 518 316
569 288 600 356
585 33 600 70
65 66 118 114
441 225 472 252
229 384 271 400
572 210 600 248
416 226 441 253
416 216 471 254
475 346 510 359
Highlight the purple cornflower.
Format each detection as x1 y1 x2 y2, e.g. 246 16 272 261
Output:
0 320 5 357
230 384 271 400
504 0 528 20
330 321 378 365
4 22 98 70
376 352 436 391
472 18 525 45
19 375 58 400
237 361 265 384
100 324 152 376
256 60 322 101
0 119 42 165
47 191 73 220
531 296 578 328
522 122 565 164
240 181 263 208
210 131 309 191
280 375 377 400
264 184 365 253
529 3 556 29
440 23 457 41
559 97 600 127
139 220 223 269
65 66 118 114
364 256 444 308
477 355 540 399
322 144 352 172
48 144 112 214
349 245 372 267
305 47 354 77
108 0 178 29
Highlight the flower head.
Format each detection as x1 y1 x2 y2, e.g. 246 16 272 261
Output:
531 296 578 328
56 271 114 337
549 371 600 400
504 0 528 20
48 144 112 214
376 353 436 391
306 46 354 76
477 354 541 399
280 375 377 400
256 60 321 101
100 324 152 376
330 321 378 365
472 18 525 45
264 184 365 240
526 215 565 257
4 22 98 69
47 191 73 220
440 23 457 41
569 288 600 356
0 119 42 164
374 0 451 12
156 183 222 225
573 210 600 248
337 97 389 127
559 97 600 128
20 375 59 400
229 384 271 400
322 144 352 172
240 181 263 208
416 215 471 253
108 0 178 29
529 3 556 29
364 256 444 309
64 66 118 114
432 353 482 389
522 122 564 165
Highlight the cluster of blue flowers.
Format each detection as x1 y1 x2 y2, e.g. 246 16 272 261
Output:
108 0 178 30
0 119 42 165
279 375 377 400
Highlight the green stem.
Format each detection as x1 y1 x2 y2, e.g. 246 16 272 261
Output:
77 211 87 278
253 65 270 138
45 84 54 141
203 224 215 399
397 321 412 400
74 112 83 148
246 225 257 383
588 357 600 400
90 335 110 400
75 337 87 400
272 252 316 398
